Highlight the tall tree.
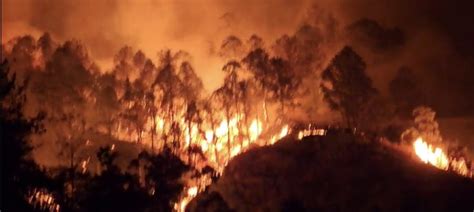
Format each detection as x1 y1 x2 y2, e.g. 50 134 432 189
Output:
154 50 185 148
212 60 242 160
270 57 300 120
119 79 147 144
93 73 120 136
242 48 275 124
321 46 377 128
1 60 50 211
179 62 204 156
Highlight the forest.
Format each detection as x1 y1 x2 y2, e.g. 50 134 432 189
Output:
2 1 474 211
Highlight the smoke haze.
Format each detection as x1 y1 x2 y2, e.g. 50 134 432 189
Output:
3 0 474 115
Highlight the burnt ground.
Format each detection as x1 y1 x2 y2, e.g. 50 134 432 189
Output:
188 133 474 212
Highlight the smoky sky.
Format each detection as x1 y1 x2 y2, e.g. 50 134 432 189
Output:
2 0 474 116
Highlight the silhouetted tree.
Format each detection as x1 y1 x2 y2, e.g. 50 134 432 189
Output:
247 34 264 51
1 60 50 211
321 46 377 128
201 98 222 167
131 148 191 211
93 73 120 136
219 35 245 60
154 50 185 147
243 48 274 123
273 24 324 76
179 62 204 160
270 57 300 120
79 146 149 211
236 79 255 143
119 78 147 144
212 60 242 160
389 66 425 118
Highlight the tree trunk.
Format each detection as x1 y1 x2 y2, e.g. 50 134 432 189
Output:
210 119 220 169
263 91 269 124
188 119 192 164
151 113 156 153
226 110 231 161
69 142 75 200
280 98 285 123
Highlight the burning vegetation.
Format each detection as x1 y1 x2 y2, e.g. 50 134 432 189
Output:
2 3 474 211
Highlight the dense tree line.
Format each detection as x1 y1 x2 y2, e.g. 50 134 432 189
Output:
1 21 430 210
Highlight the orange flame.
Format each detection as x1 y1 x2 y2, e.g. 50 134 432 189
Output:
413 137 449 170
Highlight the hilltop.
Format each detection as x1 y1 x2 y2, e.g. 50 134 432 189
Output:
188 133 474 211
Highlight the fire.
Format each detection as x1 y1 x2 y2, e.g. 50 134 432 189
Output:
172 122 289 212
27 188 60 212
297 125 327 140
249 119 263 141
174 186 199 212
450 158 470 177
270 125 289 144
413 137 449 170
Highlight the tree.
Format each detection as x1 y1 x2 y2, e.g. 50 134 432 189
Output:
178 61 203 103
25 41 98 202
154 50 185 147
179 61 204 159
269 57 300 120
113 46 142 82
133 53 159 151
242 48 274 124
219 35 245 60
389 66 425 118
212 60 242 160
184 100 203 163
144 86 159 152
119 79 147 144
131 148 191 211
1 60 50 211
273 24 324 76
247 34 264 51
79 146 149 212
272 25 328 122
236 79 255 144
321 46 377 128
201 98 223 168
93 73 120 136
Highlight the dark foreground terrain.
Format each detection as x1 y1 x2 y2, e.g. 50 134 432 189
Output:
188 134 474 211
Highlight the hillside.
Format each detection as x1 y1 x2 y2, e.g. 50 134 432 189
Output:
188 133 474 211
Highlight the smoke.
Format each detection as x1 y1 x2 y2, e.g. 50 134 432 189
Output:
3 0 312 92
3 0 474 112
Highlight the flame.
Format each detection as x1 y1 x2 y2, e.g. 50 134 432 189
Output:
187 186 198 196
413 137 449 170
248 119 263 141
270 125 289 144
297 126 327 140
27 188 60 212
175 186 199 212
412 137 473 178
450 158 470 177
